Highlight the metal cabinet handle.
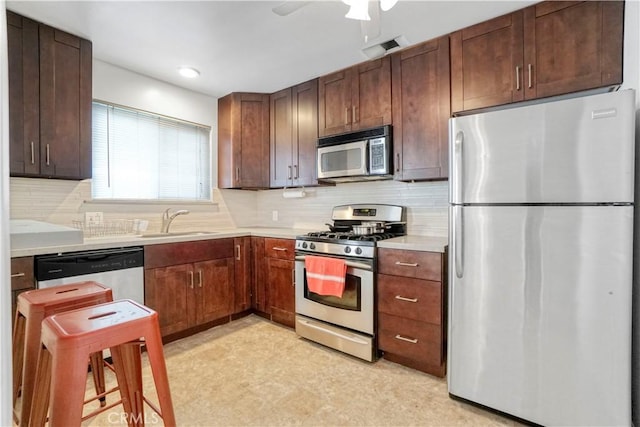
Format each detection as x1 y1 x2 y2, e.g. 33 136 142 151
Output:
293 165 298 179
515 66 521 91
288 165 292 180
292 269 295 287
527 64 533 88
11 272 26 278
352 106 357 123
395 334 418 344
345 107 350 125
30 142 35 165
272 247 287 252
235 244 241 261
395 295 418 303
188 271 194 289
395 261 418 267
46 144 50 166
235 167 240 183
396 153 400 172
198 270 203 288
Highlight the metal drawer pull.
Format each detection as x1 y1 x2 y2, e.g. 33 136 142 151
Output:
515 66 521 91
395 334 418 344
198 270 203 288
30 142 35 164
395 261 418 267
528 64 533 88
395 295 418 303
11 272 26 278
189 271 194 289
272 247 287 252
235 244 241 261
46 144 50 166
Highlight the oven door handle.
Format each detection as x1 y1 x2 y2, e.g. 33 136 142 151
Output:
295 255 373 271
298 319 370 345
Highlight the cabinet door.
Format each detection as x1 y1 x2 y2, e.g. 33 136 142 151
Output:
233 237 252 314
292 79 318 187
392 36 450 181
451 11 524 112
523 1 623 100
11 256 35 326
144 265 191 336
7 11 40 176
267 257 295 328
39 24 92 179
352 56 392 131
251 237 269 314
318 68 353 137
270 88 293 188
218 93 269 189
195 258 234 325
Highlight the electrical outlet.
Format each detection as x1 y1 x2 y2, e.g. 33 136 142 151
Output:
85 212 104 226
272 210 279 221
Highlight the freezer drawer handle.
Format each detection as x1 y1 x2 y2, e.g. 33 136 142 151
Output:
395 295 418 303
394 334 418 344
454 131 464 202
272 247 288 252
394 261 418 267
11 273 26 278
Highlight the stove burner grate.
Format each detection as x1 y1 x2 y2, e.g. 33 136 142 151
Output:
305 231 399 242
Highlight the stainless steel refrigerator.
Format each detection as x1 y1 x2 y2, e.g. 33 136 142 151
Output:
448 90 636 426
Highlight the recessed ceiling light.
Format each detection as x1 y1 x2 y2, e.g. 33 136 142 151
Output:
178 67 200 78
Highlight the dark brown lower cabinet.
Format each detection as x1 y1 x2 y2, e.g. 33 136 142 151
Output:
11 256 35 326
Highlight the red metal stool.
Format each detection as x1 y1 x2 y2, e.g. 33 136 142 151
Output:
12 281 113 426
29 299 176 427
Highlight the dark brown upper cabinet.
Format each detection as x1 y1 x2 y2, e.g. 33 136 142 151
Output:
270 79 318 188
218 92 270 189
8 11 92 179
451 1 623 113
318 56 392 137
391 36 450 182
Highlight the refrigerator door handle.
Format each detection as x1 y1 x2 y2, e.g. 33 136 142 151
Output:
454 205 464 278
453 131 464 203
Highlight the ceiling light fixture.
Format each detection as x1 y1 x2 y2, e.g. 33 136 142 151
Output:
178 67 200 78
344 0 371 21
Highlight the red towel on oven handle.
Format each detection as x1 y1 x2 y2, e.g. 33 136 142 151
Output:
305 255 347 298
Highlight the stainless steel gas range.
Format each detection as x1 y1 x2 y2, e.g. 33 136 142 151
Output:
294 204 406 361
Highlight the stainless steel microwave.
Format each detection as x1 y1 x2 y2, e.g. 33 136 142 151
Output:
317 125 392 182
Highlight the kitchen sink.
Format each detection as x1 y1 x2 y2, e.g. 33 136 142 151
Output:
138 231 219 238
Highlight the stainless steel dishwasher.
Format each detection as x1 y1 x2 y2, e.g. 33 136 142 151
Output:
35 247 144 304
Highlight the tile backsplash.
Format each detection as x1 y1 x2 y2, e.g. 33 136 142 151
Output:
10 177 449 237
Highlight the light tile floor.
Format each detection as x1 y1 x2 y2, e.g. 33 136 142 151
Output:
80 315 519 426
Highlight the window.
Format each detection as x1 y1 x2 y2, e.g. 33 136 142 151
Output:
92 101 211 201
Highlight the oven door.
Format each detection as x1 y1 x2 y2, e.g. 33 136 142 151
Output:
294 255 374 335
317 140 368 179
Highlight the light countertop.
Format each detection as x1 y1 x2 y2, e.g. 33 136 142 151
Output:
10 227 448 257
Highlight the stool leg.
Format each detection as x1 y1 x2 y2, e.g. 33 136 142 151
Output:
111 343 144 427
47 347 90 427
28 345 52 427
19 312 45 427
89 351 107 407
144 328 176 427
12 312 26 406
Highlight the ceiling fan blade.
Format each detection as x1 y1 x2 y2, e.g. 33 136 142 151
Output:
360 1 381 43
272 1 312 16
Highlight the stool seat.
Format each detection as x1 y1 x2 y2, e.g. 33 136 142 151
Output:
12 281 113 427
30 299 176 427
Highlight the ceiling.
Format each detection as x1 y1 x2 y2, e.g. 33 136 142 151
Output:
6 0 537 98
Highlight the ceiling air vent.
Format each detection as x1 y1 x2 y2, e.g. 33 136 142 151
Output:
362 35 409 59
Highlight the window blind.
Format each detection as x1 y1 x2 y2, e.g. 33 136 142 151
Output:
92 102 211 201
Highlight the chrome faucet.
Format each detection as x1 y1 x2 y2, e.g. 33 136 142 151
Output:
161 208 190 233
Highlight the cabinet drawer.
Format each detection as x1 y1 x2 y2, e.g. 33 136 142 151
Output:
377 274 442 325
11 257 34 291
378 313 443 365
378 248 442 281
264 238 294 260
145 238 234 269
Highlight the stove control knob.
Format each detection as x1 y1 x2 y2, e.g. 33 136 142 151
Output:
302 242 308 249
310 243 316 250
355 247 362 255
344 246 351 254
